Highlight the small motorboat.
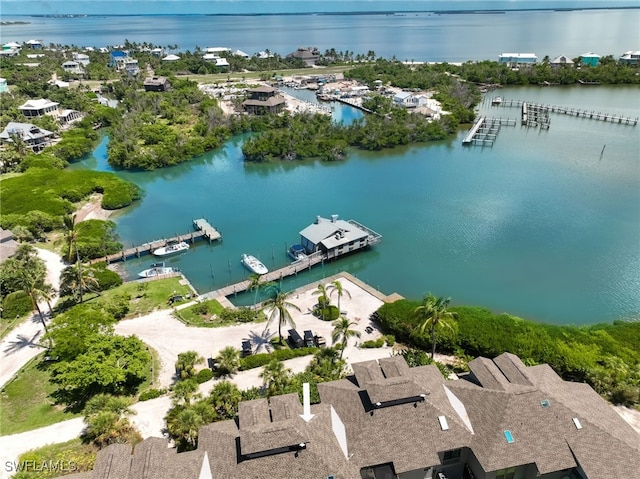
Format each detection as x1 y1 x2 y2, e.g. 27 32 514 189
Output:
138 263 179 278
288 244 307 262
241 254 268 275
153 240 189 257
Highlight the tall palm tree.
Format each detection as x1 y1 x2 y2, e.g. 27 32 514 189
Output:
216 346 240 377
63 214 79 263
175 351 203 380
247 273 262 306
312 283 330 307
168 407 204 450
7 272 55 349
414 293 458 359
331 316 361 360
261 290 301 344
209 380 242 419
327 279 351 314
59 264 99 303
260 359 291 397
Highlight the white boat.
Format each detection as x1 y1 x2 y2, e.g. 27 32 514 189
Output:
153 240 189 257
241 254 268 275
138 263 179 278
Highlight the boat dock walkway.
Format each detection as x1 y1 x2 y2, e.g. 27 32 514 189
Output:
462 116 516 146
200 251 327 300
493 98 638 126
89 218 221 264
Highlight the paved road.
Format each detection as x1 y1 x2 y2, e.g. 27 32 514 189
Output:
0 249 64 388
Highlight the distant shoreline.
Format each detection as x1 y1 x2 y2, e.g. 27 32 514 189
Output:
12 6 639 18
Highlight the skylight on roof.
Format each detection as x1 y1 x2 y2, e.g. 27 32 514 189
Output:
540 399 550 408
438 415 449 431
504 430 514 443
573 418 583 430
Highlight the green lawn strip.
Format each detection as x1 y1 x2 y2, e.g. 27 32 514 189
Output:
85 276 194 318
0 355 80 436
174 299 226 327
137 344 162 393
13 438 97 478
0 313 28 340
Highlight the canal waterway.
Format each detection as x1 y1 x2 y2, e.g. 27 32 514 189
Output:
70 85 640 325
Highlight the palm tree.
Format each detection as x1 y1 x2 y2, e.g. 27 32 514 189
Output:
59 264 99 303
167 407 204 451
414 293 458 359
209 380 242 419
83 394 137 448
312 283 331 320
247 273 262 306
7 272 55 349
172 379 201 406
331 317 361 360
216 346 240 377
260 359 291 397
327 280 351 314
262 290 301 344
63 214 79 263
175 351 203 380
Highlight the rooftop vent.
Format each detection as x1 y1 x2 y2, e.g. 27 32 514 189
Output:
331 214 339 222
573 418 583 430
504 430 514 443
540 399 550 408
438 415 449 431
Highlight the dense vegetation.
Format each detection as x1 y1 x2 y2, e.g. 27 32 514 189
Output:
0 167 139 241
376 300 640 406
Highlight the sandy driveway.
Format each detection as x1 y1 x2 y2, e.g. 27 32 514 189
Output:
115 276 385 387
0 248 65 388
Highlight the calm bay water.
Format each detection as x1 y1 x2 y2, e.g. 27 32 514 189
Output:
2 9 639 61
70 85 640 325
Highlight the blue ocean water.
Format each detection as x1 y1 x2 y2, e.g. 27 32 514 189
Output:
2 8 639 61
71 85 639 325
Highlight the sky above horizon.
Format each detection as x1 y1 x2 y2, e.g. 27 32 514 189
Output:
2 0 638 16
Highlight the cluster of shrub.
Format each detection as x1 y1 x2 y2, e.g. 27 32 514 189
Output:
376 300 640 406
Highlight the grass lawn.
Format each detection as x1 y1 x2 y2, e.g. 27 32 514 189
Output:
174 298 226 327
15 438 97 478
0 314 27 340
0 355 80 436
85 276 194 318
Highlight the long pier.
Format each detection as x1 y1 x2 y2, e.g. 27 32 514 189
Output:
493 98 638 126
200 251 327 300
462 116 516 146
90 218 221 264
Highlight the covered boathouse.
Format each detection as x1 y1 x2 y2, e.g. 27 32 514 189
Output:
298 214 381 260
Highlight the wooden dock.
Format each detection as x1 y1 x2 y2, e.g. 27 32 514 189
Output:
89 218 221 264
493 98 638 126
462 116 516 146
201 251 327 299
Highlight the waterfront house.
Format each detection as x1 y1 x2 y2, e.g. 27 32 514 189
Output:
393 91 418 107
242 85 285 115
143 76 171 92
287 47 320 66
498 53 537 67
233 49 250 58
58 353 640 479
202 53 230 68
58 109 84 126
298 214 381 260
550 55 574 68
124 58 139 76
619 50 640 65
19 98 59 118
580 52 600 67
0 78 8 94
151 47 165 57
162 54 181 62
0 122 56 152
25 39 43 49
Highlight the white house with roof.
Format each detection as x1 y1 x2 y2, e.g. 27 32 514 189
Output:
298 214 381 260
25 39 43 49
72 52 91 66
162 54 181 62
19 98 60 117
550 55 574 68
202 53 229 67
62 60 84 75
0 122 56 152
394 91 418 107
205 47 230 54
233 49 249 58
619 50 639 65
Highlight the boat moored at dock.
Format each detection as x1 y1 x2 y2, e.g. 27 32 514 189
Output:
241 254 269 275
153 240 189 257
138 262 180 278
